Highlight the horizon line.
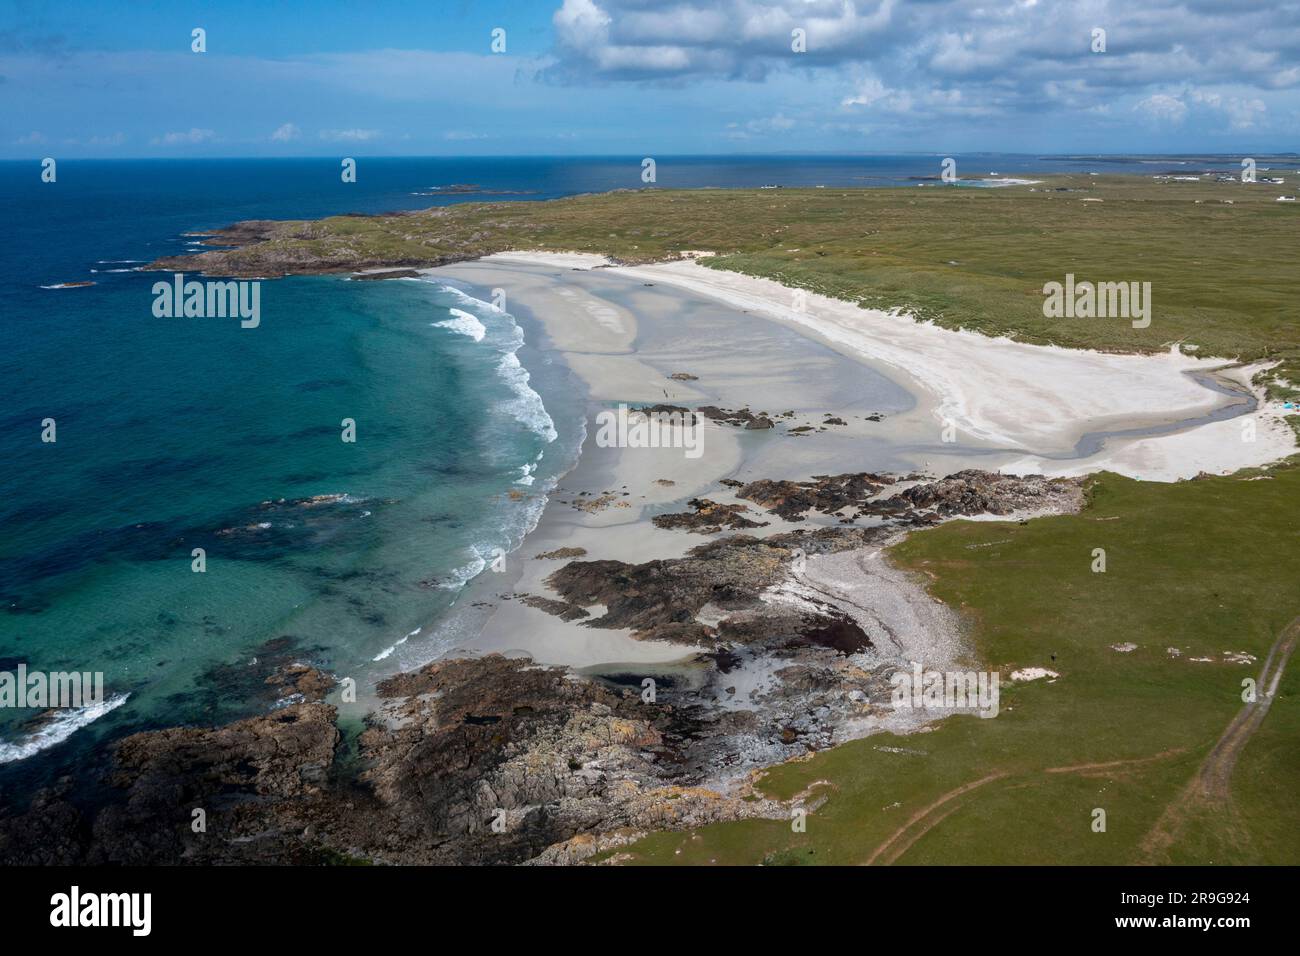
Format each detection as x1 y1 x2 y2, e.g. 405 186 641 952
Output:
3 150 1299 163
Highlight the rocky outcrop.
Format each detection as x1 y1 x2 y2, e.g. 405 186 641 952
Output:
697 406 775 429
520 594 591 621
874 469 1083 517
0 654 790 866
534 547 587 560
736 472 898 521
651 498 769 533
352 269 423 280
732 469 1083 524
546 526 886 647
265 663 337 703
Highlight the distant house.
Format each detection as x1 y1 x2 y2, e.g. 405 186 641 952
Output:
1278 196 1297 203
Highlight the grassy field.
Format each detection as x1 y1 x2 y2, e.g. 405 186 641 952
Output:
600 463 1300 868
166 174 1300 397
608 463 1300 865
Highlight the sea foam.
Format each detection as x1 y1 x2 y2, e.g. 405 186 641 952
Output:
433 308 487 342
423 282 558 442
0 693 130 764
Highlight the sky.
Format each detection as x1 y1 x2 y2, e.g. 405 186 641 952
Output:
2 0 1298 158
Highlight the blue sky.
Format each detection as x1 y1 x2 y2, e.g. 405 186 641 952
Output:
3 0 1298 157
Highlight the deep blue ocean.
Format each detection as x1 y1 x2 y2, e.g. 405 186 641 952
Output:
0 153 1256 786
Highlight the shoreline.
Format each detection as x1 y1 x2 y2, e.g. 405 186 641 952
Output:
408 250 1294 680
418 253 929 677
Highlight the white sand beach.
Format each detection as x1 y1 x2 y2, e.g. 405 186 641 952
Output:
397 250 1295 675
611 257 1296 482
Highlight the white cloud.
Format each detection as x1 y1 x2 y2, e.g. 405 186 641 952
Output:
271 122 300 142
842 76 890 108
1133 87 1269 130
1134 93 1188 124
88 132 126 146
545 0 1300 140
1191 89 1266 130
319 128 380 142
151 128 215 145
726 111 798 138
15 131 47 145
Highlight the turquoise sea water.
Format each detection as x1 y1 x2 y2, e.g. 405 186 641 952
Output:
0 159 605 777
0 267 585 767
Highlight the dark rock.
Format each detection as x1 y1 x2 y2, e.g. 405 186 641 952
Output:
696 406 775 429
873 470 1083 518
737 472 896 521
352 269 422 280
534 547 587 560
651 498 769 534
520 595 591 621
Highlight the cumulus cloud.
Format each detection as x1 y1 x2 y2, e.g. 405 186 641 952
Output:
546 0 1300 136
1134 87 1269 130
1135 93 1189 124
270 122 300 142
551 0 896 80
1191 89 1267 130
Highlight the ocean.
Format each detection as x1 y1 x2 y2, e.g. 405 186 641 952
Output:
0 152 1270 785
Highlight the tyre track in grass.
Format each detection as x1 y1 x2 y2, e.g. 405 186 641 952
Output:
863 750 1189 865
1140 616 1299 861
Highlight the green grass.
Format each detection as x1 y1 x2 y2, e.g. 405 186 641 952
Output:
608 464 1300 865
165 175 1300 396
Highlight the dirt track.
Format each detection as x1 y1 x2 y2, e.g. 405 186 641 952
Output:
1140 615 1299 859
860 618 1297 865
